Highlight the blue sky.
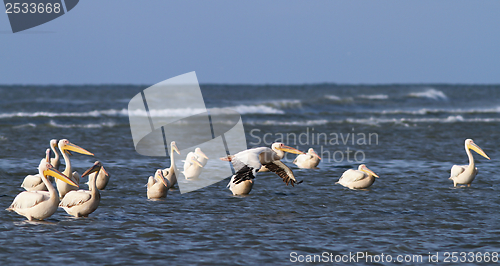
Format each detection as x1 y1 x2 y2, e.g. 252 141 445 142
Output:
1 1 500 84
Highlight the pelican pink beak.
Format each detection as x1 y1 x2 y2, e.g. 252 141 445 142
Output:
361 165 379 178
310 149 321 160
191 157 203 168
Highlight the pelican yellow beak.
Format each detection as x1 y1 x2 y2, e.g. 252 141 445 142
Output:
64 142 94 156
191 158 203 168
468 142 490 160
197 150 208 159
82 162 101 177
172 142 181 155
101 166 109 177
311 150 321 160
157 171 169 188
44 167 78 187
362 166 379 178
278 145 305 155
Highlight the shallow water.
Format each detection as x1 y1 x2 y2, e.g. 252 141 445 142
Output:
0 85 499 265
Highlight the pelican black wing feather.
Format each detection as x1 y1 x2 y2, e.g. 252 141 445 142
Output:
263 160 302 187
232 165 256 184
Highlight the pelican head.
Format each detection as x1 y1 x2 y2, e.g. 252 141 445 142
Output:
39 160 78 187
359 164 379 178
155 169 169 187
171 141 180 155
195 147 208 159
82 161 108 177
190 157 203 168
465 139 490 160
58 139 94 156
272 142 304 155
50 139 58 149
308 148 321 160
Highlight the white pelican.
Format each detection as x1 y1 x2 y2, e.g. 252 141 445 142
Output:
183 152 204 179
56 139 94 198
20 139 60 192
162 141 180 189
147 169 170 199
222 142 304 195
49 139 61 170
59 161 107 217
450 139 490 187
193 147 208 167
293 148 321 169
258 144 304 172
337 164 379 189
7 150 78 221
86 165 110 190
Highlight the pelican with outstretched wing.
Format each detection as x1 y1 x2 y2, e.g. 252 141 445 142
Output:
450 139 490 187
7 149 78 221
223 142 304 195
337 164 379 189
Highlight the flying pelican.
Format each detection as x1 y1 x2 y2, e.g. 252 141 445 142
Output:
57 139 94 198
147 169 170 199
20 139 60 192
86 164 110 190
183 153 204 179
336 164 379 189
7 149 78 221
449 139 490 187
222 142 304 195
59 161 107 217
293 148 321 169
162 141 180 189
258 144 303 172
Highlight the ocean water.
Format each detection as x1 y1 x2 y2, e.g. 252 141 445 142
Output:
0 84 499 265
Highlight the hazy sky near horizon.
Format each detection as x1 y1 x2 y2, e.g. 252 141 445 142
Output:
1 1 500 85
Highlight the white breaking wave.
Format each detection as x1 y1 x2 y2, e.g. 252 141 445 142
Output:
0 105 286 119
246 119 330 126
372 106 500 115
48 120 117 128
357 94 389 100
12 123 36 128
324 95 354 102
408 88 448 100
263 99 302 109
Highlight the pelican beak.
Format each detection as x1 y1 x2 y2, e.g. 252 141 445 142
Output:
158 171 169 188
311 150 322 160
101 166 109 176
191 158 203 168
468 142 490 160
278 145 305 155
82 162 101 177
362 167 379 178
64 142 94 156
198 150 209 159
172 142 181 155
44 167 78 187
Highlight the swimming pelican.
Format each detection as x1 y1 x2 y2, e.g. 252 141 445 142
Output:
222 142 304 195
147 169 170 199
86 164 110 190
59 161 105 217
293 148 321 169
337 164 379 189
162 141 180 189
56 139 94 198
193 147 208 167
183 153 204 179
49 139 61 170
7 150 78 221
20 139 61 192
450 139 490 187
